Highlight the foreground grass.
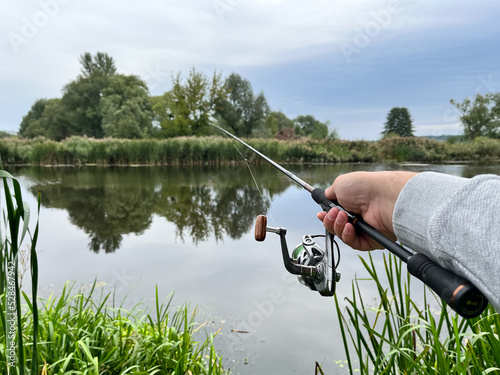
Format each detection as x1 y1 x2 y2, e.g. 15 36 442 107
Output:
1 136 500 165
0 284 226 374
335 254 500 374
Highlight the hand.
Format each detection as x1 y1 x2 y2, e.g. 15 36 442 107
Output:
317 171 416 251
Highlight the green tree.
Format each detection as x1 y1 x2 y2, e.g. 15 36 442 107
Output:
291 115 338 140
42 98 74 140
19 98 50 138
18 98 72 140
450 93 500 140
294 115 332 140
100 74 153 138
382 107 414 138
79 51 117 78
154 68 226 137
264 111 294 137
60 52 118 138
19 52 155 140
214 73 269 137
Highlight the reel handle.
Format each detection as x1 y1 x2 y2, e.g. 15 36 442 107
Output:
255 215 267 241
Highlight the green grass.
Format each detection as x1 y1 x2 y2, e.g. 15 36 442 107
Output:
2 135 500 165
13 284 226 374
335 253 500 374
0 168 228 374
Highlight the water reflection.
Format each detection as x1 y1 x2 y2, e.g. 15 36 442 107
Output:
20 166 279 252
14 162 500 254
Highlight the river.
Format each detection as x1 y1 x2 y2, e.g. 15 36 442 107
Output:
9 162 500 374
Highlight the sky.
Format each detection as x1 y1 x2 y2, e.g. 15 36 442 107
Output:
1 0 499 140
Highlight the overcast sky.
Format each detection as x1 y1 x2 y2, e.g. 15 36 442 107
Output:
1 0 499 140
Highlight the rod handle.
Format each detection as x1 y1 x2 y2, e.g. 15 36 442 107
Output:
407 253 488 318
311 188 346 214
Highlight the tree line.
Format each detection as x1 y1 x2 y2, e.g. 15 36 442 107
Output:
19 52 338 141
381 94 500 142
19 52 500 142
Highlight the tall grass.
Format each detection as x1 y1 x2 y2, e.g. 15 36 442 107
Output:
0 168 228 374
18 284 226 374
335 253 500 374
3 136 499 165
0 168 41 374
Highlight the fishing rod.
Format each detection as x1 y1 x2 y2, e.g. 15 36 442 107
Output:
214 124 488 319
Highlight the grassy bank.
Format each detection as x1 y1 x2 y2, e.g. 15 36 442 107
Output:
1 136 500 165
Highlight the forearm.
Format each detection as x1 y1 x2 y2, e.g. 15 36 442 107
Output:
393 172 500 312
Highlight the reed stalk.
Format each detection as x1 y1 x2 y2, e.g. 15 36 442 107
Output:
0 168 41 374
335 253 500 374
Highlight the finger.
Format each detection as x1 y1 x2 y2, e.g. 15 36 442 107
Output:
335 212 383 251
333 210 349 238
324 184 337 201
341 223 356 245
323 208 339 235
339 224 376 251
317 211 326 221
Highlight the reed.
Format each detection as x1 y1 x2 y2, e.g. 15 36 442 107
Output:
0 168 41 375
1 136 500 165
335 253 500 374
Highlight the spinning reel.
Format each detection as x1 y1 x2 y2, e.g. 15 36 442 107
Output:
255 215 341 296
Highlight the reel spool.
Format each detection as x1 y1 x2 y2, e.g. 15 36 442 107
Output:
292 235 330 291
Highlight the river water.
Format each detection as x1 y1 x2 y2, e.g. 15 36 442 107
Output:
9 163 500 374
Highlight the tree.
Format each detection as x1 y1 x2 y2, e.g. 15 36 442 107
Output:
450 93 500 140
42 98 74 140
19 98 50 138
294 115 332 140
100 74 153 138
79 51 117 78
60 52 117 138
19 52 155 140
382 107 414 138
153 68 226 137
214 73 269 137
18 98 72 140
263 111 294 137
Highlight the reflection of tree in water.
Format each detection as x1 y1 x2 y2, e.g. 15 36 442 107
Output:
155 185 269 244
24 165 281 253
32 184 155 253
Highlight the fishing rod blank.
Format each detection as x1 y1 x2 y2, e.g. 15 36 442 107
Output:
214 125 488 318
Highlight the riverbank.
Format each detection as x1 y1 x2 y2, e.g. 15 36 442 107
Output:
1 136 500 165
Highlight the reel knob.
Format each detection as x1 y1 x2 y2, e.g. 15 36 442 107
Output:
255 215 267 241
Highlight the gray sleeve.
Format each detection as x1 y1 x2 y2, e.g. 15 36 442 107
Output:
393 171 500 312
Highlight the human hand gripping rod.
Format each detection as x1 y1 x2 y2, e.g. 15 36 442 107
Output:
214 125 488 319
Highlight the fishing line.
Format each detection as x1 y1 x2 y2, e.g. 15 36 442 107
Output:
214 126 276 226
